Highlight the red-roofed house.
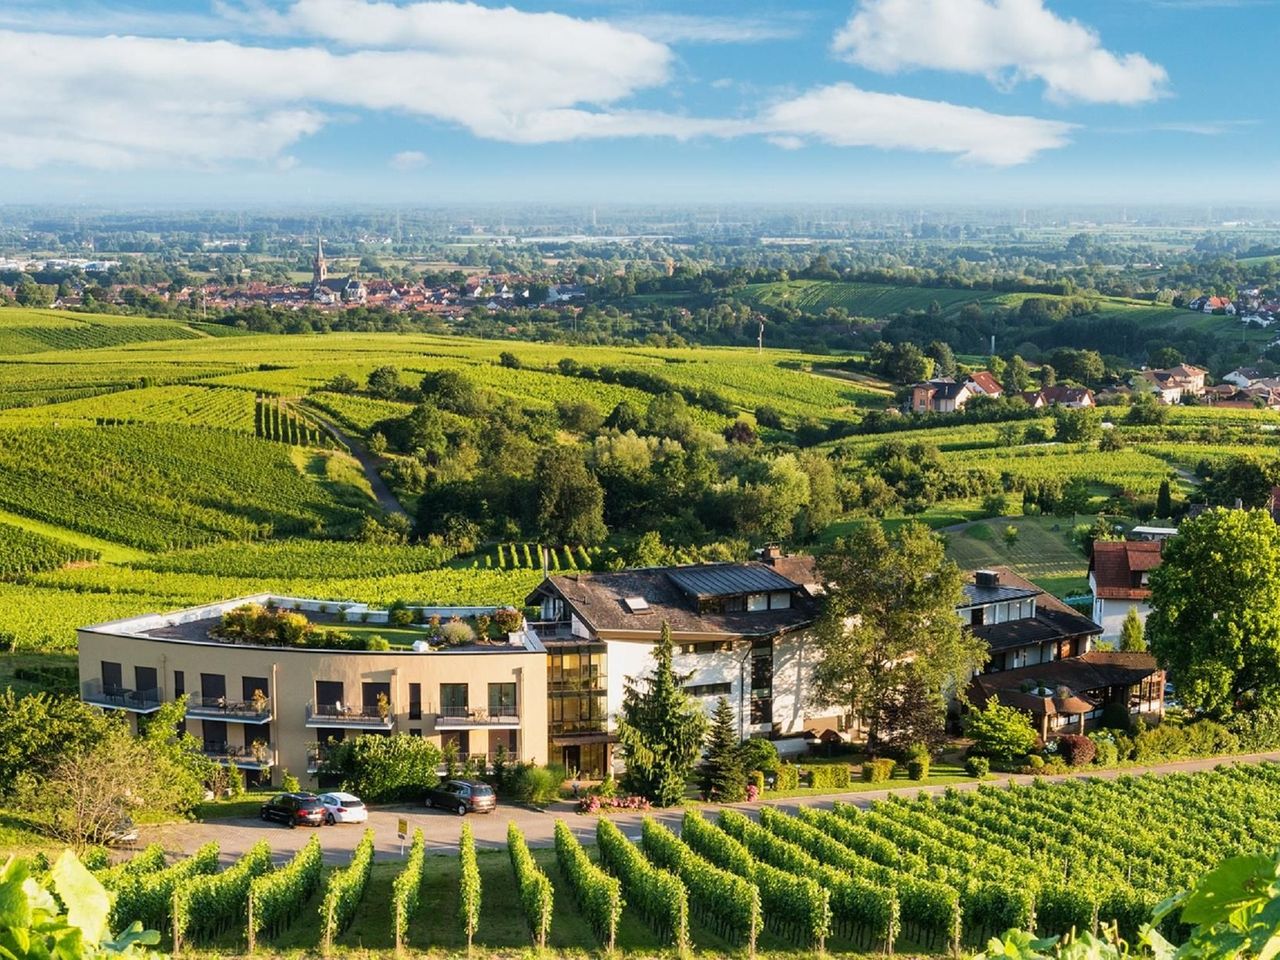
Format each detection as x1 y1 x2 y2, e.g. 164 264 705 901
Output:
966 370 1004 398
1088 540 1164 641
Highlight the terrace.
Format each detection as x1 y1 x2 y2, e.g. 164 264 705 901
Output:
433 704 521 730
202 741 275 770
305 700 394 730
185 692 272 724
82 678 163 713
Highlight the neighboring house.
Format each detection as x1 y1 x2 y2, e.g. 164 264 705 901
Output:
910 371 1003 413
78 596 548 789
1088 540 1163 640
1041 385 1096 408
1224 367 1265 388
910 378 974 414
527 549 838 775
1135 364 1209 404
963 567 1161 737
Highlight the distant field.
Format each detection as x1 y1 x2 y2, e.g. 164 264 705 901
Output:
944 515 1091 598
737 280 996 317
0 308 204 354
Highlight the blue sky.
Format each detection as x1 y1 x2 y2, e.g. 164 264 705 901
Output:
0 0 1275 205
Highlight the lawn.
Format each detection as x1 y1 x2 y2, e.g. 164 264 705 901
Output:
942 514 1091 598
337 624 432 648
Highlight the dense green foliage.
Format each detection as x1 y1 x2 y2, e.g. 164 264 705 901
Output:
458 821 481 949
321 733 442 802
172 840 272 949
319 829 375 952
507 821 553 948
247 835 323 949
553 819 622 950
0 522 97 575
596 817 690 950
391 828 427 951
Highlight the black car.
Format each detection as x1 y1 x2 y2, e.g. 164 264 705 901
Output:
260 792 326 828
425 779 497 815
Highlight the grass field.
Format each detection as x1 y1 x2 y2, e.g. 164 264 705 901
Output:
943 514 1092 597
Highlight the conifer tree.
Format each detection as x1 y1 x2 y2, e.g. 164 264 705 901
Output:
1120 606 1147 652
700 697 746 803
617 622 709 806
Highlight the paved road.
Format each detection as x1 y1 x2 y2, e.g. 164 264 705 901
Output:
145 750 1280 866
299 404 408 519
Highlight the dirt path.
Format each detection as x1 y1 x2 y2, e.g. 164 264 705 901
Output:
299 404 408 520
147 749 1280 865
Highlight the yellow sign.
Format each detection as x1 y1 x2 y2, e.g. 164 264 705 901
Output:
397 818 408 838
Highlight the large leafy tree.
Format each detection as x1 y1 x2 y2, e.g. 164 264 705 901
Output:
534 446 608 545
617 623 709 806
1148 507 1280 716
810 521 987 754
700 697 746 803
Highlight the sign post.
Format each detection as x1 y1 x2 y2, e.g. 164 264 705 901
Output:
398 817 408 856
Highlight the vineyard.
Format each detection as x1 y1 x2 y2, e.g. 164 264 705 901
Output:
0 309 205 355
81 764 1280 957
0 520 98 576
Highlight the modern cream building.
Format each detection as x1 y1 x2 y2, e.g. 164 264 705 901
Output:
77 595 548 788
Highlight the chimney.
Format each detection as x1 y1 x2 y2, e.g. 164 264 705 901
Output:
975 570 1000 588
762 545 784 563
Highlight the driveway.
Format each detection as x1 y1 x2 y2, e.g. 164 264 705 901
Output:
146 749 1280 865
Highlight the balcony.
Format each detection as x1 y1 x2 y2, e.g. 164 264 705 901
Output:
305 701 394 730
82 679 163 714
186 693 272 724
528 620 575 641
202 741 274 770
434 705 520 730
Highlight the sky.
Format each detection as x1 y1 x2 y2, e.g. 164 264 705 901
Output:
0 0 1276 206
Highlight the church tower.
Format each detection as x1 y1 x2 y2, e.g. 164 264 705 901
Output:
312 236 327 288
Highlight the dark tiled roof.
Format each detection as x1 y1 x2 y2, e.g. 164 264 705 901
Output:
530 563 815 639
1090 541 1162 599
667 564 797 599
972 607 1102 652
970 650 1160 716
960 582 1040 608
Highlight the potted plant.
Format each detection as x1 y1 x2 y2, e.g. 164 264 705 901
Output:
251 688 268 714
251 739 269 764
376 691 390 720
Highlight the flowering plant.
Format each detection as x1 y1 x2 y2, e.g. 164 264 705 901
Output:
576 794 652 814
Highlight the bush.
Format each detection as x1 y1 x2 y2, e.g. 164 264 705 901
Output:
1025 755 1045 771
907 757 930 780
1229 706 1280 752
965 756 991 779
388 604 414 627
809 764 854 789
1091 737 1119 767
861 758 895 783
577 794 652 814
281 769 301 792
365 635 391 651
439 620 476 646
510 764 563 807
493 607 523 633
774 764 799 791
322 733 441 802
1056 734 1096 767
747 770 766 792
965 700 1038 761
737 737 780 774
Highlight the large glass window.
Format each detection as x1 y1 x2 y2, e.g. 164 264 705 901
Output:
440 683 469 713
488 683 517 716
101 661 122 692
409 683 422 720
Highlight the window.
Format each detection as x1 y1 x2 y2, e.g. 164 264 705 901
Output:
408 728 421 738
440 683 468 713
242 676 268 703
409 683 422 720
173 670 185 697
747 593 768 612
685 682 732 697
134 666 157 696
680 641 733 655
315 680 343 707
200 673 226 701
488 683 517 716
101 661 122 692
362 681 390 712
769 591 791 610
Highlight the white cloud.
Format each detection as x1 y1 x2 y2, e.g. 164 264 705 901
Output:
614 13 800 44
761 84 1074 165
390 150 429 170
0 0 1076 171
834 0 1167 104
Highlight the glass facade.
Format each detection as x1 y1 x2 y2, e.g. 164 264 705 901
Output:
547 644 609 778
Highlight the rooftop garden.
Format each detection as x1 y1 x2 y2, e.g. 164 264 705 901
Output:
209 601 525 651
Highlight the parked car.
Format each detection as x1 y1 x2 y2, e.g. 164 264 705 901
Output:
318 791 368 825
425 779 497 815
105 815 139 847
260 792 326 828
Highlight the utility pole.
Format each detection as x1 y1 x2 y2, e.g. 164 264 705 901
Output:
757 316 765 354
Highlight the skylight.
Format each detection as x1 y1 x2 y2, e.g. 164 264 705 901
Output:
623 596 650 613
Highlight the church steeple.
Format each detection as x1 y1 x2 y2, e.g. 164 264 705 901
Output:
312 236 327 287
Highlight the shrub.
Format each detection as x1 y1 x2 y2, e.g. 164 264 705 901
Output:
737 737 780 774
388 605 414 627
510 764 562 807
439 620 476 646
965 756 991 779
747 770 766 792
907 757 930 780
281 769 301 792
1091 737 1119 767
577 794 652 814
810 764 854 789
965 699 1038 760
1229 706 1280 752
1025 754 1045 771
322 733 441 802
775 763 800 791
365 635 391 651
1056 734 1096 767
493 607 523 633
860 758 895 783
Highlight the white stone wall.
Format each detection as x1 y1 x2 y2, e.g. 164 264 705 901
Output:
1092 596 1150 642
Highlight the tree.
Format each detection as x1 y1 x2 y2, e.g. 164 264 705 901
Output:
366 365 402 400
617 623 709 806
604 400 643 433
0 692 115 795
700 697 746 803
1006 355 1032 392
1039 364 1057 388
876 665 947 755
1156 479 1173 519
964 699 1038 760
324 373 359 394
1202 456 1278 510
1120 606 1146 652
809 522 986 754
926 340 957 378
1003 525 1020 548
1149 346 1184 368
1148 508 1280 717
987 355 1007 384
1053 407 1101 443
534 446 607 545
322 733 442 802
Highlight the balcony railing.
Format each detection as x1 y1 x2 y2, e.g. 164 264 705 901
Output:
186 693 272 723
434 705 520 729
202 741 274 769
528 620 574 640
305 701 394 728
306 743 329 773
82 679 163 713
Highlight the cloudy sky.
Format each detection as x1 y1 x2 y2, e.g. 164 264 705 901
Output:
0 0 1274 204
